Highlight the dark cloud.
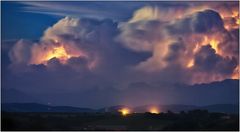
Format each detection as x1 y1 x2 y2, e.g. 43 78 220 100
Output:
191 10 224 33
167 10 224 34
219 29 239 59
164 39 186 62
194 45 237 75
66 57 89 72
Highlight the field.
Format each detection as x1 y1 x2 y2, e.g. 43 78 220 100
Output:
2 110 239 131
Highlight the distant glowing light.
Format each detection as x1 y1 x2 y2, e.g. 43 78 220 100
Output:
119 108 131 116
149 107 160 114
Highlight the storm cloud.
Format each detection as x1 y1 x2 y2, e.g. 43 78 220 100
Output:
3 1 239 107
117 5 238 84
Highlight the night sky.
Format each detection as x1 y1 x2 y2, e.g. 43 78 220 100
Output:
1 1 239 108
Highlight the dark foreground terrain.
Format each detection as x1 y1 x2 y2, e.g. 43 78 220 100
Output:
2 110 239 131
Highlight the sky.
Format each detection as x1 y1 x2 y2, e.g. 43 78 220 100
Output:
1 1 239 108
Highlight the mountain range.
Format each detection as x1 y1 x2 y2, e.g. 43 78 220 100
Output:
2 103 238 114
2 79 239 114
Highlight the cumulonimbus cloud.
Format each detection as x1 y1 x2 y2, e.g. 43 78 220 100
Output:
9 3 239 85
10 17 120 72
117 4 239 84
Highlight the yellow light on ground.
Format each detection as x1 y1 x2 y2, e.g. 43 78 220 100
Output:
149 107 160 114
119 108 130 116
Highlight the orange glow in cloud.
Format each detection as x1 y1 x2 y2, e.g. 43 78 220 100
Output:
119 108 131 116
44 45 71 64
38 44 85 65
236 19 240 25
29 40 99 71
232 66 239 79
29 39 89 65
128 5 239 84
209 39 220 54
231 11 239 18
220 9 239 30
201 36 221 54
193 44 200 54
185 35 221 69
187 59 194 68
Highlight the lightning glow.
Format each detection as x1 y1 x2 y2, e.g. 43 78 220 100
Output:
29 40 94 69
44 45 71 64
187 59 194 68
232 66 239 79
